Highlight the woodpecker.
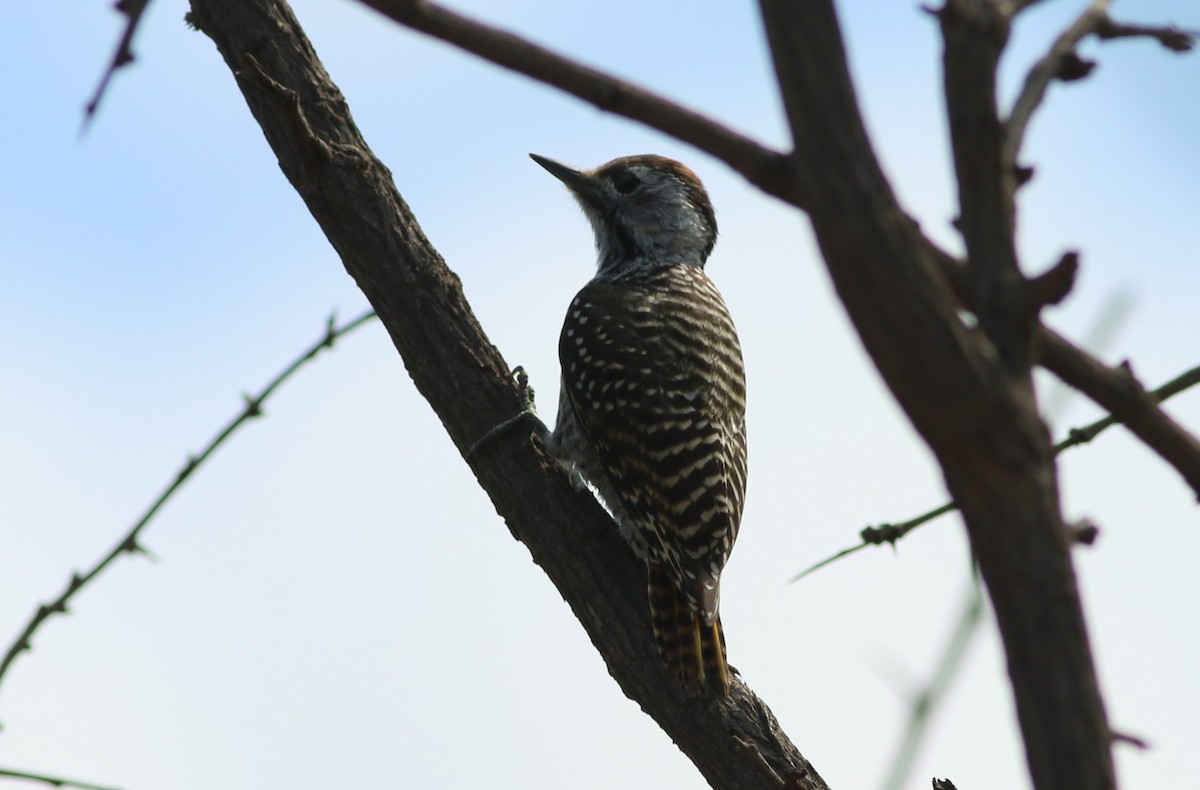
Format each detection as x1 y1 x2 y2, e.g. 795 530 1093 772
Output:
532 153 747 696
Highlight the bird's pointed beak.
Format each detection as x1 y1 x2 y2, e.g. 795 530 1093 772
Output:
530 153 604 208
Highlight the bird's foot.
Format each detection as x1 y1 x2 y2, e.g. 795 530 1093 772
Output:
466 366 546 458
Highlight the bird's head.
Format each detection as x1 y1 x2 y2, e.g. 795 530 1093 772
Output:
531 153 717 279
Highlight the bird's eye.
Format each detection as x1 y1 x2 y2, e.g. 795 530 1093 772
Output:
612 171 641 195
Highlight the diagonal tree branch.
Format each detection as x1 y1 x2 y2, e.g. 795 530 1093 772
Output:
83 0 151 129
183 1 827 787
1040 337 1200 496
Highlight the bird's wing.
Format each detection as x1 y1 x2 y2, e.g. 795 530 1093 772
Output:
559 267 746 619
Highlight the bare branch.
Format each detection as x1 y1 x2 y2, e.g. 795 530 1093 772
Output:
1004 1 1196 178
83 0 151 130
1004 0 1109 173
354 0 800 204
792 362 1200 580
1041 338 1200 496
1068 519 1101 546
1057 365 1200 454
1110 730 1151 750
930 247 1200 495
184 1 827 787
1025 251 1079 310
0 311 377 703
789 503 956 584
1095 17 1196 52
940 0 1031 371
763 2 1113 785
0 767 122 790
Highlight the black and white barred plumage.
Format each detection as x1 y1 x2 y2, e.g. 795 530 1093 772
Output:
533 153 747 695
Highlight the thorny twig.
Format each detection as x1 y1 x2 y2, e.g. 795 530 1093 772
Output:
791 364 1200 583
0 311 377 704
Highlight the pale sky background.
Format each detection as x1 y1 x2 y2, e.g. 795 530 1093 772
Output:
2 2 1197 789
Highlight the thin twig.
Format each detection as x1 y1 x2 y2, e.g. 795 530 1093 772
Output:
1110 730 1151 750
789 503 955 584
1095 18 1196 52
1004 0 1196 174
1056 366 1200 453
0 767 122 790
791 363 1200 582
1004 0 1109 171
83 0 152 131
0 310 377 703
1042 337 1200 495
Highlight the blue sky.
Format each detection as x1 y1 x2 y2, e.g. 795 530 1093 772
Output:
2 2 1197 789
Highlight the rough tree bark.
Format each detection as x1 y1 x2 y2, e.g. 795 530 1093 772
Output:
760 2 1112 787
185 0 827 788
179 0 1199 788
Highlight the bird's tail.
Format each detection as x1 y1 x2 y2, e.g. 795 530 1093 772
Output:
647 562 730 696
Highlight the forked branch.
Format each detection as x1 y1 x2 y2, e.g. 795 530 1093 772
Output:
1004 0 1196 175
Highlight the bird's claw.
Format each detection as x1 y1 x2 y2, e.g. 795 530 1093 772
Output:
512 365 538 415
465 365 545 458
